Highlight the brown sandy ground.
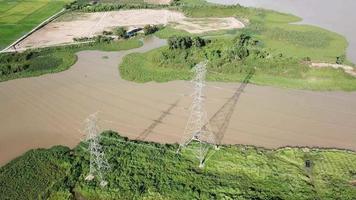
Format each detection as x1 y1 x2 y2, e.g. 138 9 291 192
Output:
15 9 244 49
144 0 172 4
311 63 356 77
1 37 356 166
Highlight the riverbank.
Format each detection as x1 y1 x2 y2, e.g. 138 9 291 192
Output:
207 0 356 64
0 39 143 82
121 35 356 91
1 131 355 199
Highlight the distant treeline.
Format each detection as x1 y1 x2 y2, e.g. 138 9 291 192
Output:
65 0 169 12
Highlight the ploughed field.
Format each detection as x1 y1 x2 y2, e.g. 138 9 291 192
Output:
0 0 70 50
1 37 356 166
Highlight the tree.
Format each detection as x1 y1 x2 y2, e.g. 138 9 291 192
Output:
192 37 206 48
115 27 127 38
238 33 252 47
336 54 346 64
168 36 207 49
143 25 159 35
170 0 181 6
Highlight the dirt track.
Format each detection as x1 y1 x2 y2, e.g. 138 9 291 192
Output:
1 37 356 166
16 9 244 49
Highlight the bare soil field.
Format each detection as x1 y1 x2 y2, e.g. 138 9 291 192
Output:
15 9 244 49
1 37 356 165
144 0 172 4
311 62 356 77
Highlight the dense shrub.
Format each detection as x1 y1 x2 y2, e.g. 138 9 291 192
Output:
143 25 160 35
94 35 114 43
65 1 167 12
0 146 72 200
168 36 209 49
336 54 346 64
115 27 127 38
103 30 113 35
73 36 91 42
0 38 142 82
2 132 355 199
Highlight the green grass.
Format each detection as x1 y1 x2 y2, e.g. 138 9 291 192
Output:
0 39 143 82
0 0 71 50
176 1 349 63
120 37 356 91
119 1 355 91
1 131 355 199
254 13 348 62
120 49 192 83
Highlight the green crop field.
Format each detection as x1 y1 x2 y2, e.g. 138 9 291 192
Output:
0 0 71 50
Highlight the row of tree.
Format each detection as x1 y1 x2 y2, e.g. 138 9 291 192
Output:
168 36 210 49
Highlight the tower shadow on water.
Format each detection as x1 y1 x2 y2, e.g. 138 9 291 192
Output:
204 70 254 146
136 99 180 141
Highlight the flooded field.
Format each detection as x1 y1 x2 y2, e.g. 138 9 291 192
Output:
208 0 356 63
1 37 356 165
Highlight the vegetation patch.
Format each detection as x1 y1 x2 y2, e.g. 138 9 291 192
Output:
121 34 356 90
0 146 72 200
0 39 142 82
65 0 168 12
1 131 355 199
267 28 331 48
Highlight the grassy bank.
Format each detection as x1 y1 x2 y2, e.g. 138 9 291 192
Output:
0 0 71 50
0 131 355 199
120 35 356 91
118 0 356 91
0 39 142 82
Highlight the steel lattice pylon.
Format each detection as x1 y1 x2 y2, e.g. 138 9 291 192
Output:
84 113 110 187
178 62 216 168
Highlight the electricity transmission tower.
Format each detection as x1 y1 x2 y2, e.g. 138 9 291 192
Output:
84 113 110 187
178 62 216 168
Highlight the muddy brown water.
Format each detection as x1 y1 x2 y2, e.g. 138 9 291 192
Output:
1 37 356 166
208 0 356 64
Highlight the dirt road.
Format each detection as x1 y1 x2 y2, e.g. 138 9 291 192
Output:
1 37 356 166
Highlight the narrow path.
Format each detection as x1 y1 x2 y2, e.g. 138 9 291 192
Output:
311 63 356 77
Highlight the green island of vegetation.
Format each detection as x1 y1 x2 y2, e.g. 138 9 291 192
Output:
119 0 356 91
0 38 142 82
0 131 355 199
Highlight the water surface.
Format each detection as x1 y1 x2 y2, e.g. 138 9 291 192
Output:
208 0 356 63
2 37 356 166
